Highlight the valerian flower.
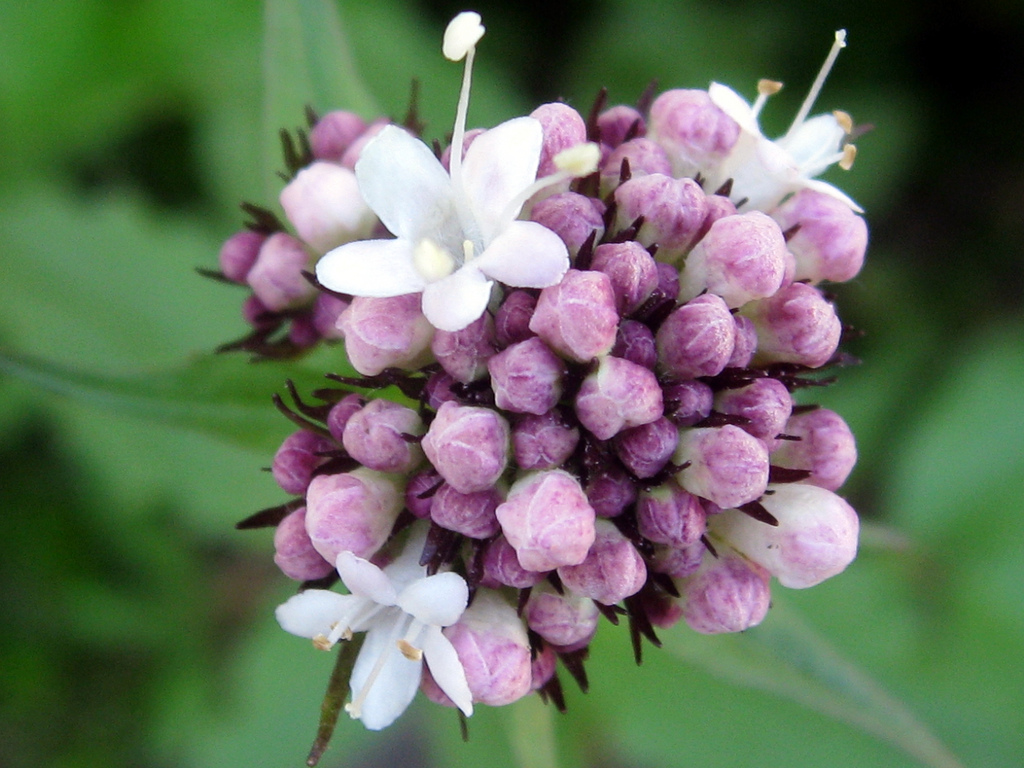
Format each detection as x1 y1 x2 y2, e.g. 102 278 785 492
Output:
276 526 473 730
315 12 591 332
705 31 861 212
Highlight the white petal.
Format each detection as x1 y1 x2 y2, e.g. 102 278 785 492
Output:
355 126 457 242
708 83 762 135
461 117 543 242
779 113 845 173
396 572 469 626
316 238 426 297
474 220 569 288
275 590 360 638
422 626 473 716
381 526 431 589
420 266 494 332
337 551 398 606
349 621 422 730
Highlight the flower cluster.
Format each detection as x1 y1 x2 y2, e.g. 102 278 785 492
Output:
226 10 866 755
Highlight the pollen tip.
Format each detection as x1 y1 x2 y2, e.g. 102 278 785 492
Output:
757 79 784 96
554 142 601 176
833 110 853 134
835 29 847 47
397 639 424 661
839 143 857 170
443 11 485 61
312 634 333 651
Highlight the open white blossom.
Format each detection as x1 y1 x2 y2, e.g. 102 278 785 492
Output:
276 527 473 730
706 31 862 213
315 15 573 332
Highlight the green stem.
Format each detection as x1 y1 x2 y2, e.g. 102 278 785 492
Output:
507 694 559 768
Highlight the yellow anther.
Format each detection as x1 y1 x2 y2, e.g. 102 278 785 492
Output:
414 239 457 281
397 639 424 661
839 144 857 171
312 634 333 651
554 142 601 176
833 110 853 134
758 79 784 97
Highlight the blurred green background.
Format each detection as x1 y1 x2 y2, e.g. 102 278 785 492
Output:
1 1 1022 767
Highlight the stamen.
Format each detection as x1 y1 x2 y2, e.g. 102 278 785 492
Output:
463 239 476 263
414 239 457 281
444 13 485 248
839 143 857 171
784 30 847 141
494 141 601 230
833 110 853 134
752 79 783 117
346 615 412 720
397 639 423 661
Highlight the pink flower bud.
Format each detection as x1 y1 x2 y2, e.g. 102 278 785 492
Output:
743 282 842 369
679 211 788 308
288 315 319 349
655 260 680 298
728 314 758 368
663 380 714 427
310 110 368 161
531 102 587 177
338 294 435 376
496 470 596 572
488 337 566 415
601 138 672 185
614 174 708 257
405 468 442 520
648 89 740 179
650 541 706 579
674 425 770 508
529 192 605 256
614 417 680 479
557 519 647 605
597 104 646 148
698 194 739 241
303 468 402 562
512 410 580 471
637 480 707 547
242 295 275 330
709 483 859 588
273 506 335 581
326 393 365 443
342 399 424 474
656 293 736 379
432 313 497 383
525 582 600 649
529 270 619 363
530 643 558 690
771 189 868 284
612 320 658 369
679 551 771 634
715 378 793 450
339 119 388 169
311 292 348 339
430 483 503 539
584 465 638 518
494 290 538 348
422 402 510 494
771 408 857 491
219 230 265 283
246 232 315 311
482 535 546 588
575 355 663 440
590 241 659 316
280 162 373 253
272 430 333 495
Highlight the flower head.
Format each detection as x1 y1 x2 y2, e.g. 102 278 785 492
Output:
276 526 473 730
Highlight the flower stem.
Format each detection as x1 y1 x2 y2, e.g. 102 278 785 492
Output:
508 694 560 768
306 633 364 767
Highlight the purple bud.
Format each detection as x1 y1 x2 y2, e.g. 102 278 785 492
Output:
590 242 660 316
647 89 740 179
698 194 739 240
512 410 580 471
524 582 600 649
273 506 335 581
615 417 680 479
310 110 368 161
531 103 588 177
304 468 402 562
440 128 485 170
597 105 646 148
482 535 546 588
656 293 736 379
339 119 388 169
637 480 707 548
743 282 841 369
405 468 442 519
650 541 706 579
495 470 596 571
663 380 714 427
771 408 857 491
288 315 320 349
494 290 538 348
679 211 787 308
530 643 558 690
771 189 868 284
246 233 315 311
614 174 708 257
612 320 658 369
430 483 503 539
638 585 685 629
311 292 348 339
655 261 680 298
272 430 333 495
715 378 793 450
584 464 637 518
557 519 647 605
219 230 266 283
326 393 365 442
338 293 435 376
575 355 663 440
601 138 672 184
422 402 510 494
680 551 771 634
674 425 770 508
529 192 605 256
709 483 859 588
432 313 497 383
342 399 424 473
280 162 373 252
529 270 619 363
488 337 566 415
728 314 758 368
242 295 276 330
424 370 460 411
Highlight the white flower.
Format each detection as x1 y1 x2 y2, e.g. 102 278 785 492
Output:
276 527 473 730
315 15 574 332
706 31 862 213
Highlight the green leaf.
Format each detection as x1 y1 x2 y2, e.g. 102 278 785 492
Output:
262 0 379 198
661 596 964 768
